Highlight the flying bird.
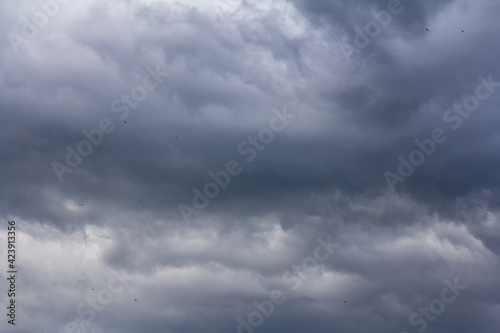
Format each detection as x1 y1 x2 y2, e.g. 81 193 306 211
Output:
461 29 464 33
135 299 137 302
344 301 347 304
175 136 178 139
80 203 84 206
140 200 143 202
123 120 127 124
425 28 430 31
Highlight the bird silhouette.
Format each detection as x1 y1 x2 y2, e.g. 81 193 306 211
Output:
425 28 430 31
123 120 127 124
80 203 84 206
344 300 347 304
135 299 137 302
461 29 464 33
175 137 178 139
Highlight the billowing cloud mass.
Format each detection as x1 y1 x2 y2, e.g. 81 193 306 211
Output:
1 0 500 332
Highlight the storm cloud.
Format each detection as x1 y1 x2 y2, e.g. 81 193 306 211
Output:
1 0 499 332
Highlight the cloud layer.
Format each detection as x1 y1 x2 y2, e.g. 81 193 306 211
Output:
1 0 500 332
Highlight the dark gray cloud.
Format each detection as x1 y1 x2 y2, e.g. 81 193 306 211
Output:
1 0 500 332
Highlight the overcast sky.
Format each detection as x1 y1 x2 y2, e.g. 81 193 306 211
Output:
1 0 500 332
